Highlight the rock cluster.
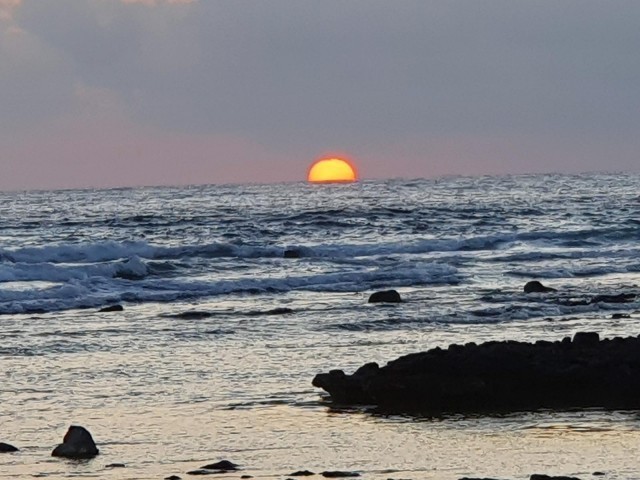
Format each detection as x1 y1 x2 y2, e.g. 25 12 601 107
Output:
313 332 640 413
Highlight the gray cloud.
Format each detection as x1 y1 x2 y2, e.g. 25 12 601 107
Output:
3 0 640 184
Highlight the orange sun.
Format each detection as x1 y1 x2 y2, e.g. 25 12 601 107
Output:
307 157 358 183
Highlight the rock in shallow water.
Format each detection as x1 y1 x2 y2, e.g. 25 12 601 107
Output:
321 472 360 478
200 460 239 470
313 332 640 414
51 425 99 459
0 442 18 452
368 290 401 303
523 281 556 293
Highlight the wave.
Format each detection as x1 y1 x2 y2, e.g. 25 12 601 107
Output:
1 223 637 266
0 261 459 315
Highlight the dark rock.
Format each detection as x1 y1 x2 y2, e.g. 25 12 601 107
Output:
459 478 504 480
105 463 125 468
172 311 213 320
290 471 316 476
321 472 360 478
313 332 640 414
51 425 99 459
187 470 216 476
0 442 18 452
284 249 301 258
368 290 402 303
611 313 630 319
248 307 294 316
530 475 582 480
241 476 253 479
200 460 239 471
592 473 605 477
165 476 182 480
98 304 124 312
524 281 556 293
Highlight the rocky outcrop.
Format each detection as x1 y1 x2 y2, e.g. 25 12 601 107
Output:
51 426 99 459
523 281 556 293
368 290 402 303
313 332 640 414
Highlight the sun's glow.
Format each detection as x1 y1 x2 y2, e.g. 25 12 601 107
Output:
307 157 357 183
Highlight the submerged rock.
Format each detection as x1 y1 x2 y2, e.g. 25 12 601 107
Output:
313 332 640 414
98 304 124 312
51 425 99 459
524 281 556 293
530 475 582 480
321 472 360 478
200 460 239 471
248 307 294 316
590 293 636 304
368 290 402 303
0 442 18 452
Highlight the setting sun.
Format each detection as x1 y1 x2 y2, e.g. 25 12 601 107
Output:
307 157 357 183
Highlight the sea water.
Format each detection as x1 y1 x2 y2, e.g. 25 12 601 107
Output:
1 173 640 479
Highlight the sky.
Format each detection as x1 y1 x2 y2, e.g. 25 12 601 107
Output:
1 0 639 190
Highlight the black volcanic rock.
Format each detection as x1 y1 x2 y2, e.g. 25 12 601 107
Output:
368 290 402 303
51 425 99 459
524 281 556 293
200 460 239 471
0 442 18 452
313 332 640 414
98 304 124 312
321 472 360 478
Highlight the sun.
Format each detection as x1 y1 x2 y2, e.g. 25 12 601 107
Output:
307 157 357 183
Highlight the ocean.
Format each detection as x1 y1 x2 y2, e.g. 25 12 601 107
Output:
1 172 639 479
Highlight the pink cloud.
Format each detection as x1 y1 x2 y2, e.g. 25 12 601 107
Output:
0 0 21 22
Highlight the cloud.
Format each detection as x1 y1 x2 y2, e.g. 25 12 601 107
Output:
1 0 639 189
0 0 21 21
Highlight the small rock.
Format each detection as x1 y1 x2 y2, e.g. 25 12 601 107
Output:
611 313 630 319
200 460 239 471
592 473 605 477
240 476 253 479
368 290 402 303
0 442 18 452
290 470 316 476
524 281 556 293
459 478 504 480
105 463 125 468
187 470 215 476
321 472 360 478
51 425 99 459
530 475 582 480
284 249 300 258
98 304 124 312
165 476 182 480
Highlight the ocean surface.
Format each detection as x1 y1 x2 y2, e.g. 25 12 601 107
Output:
1 173 640 480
